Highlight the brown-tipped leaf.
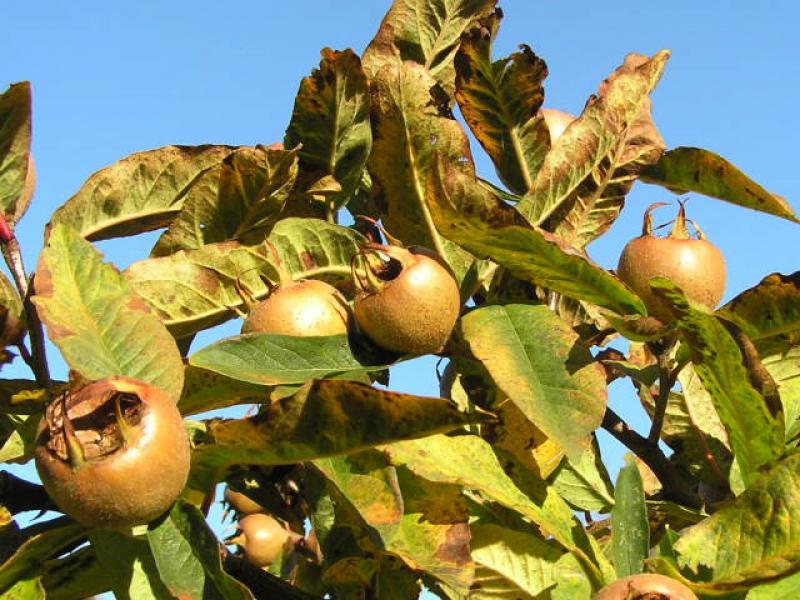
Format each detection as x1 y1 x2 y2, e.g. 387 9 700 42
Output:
0 82 33 224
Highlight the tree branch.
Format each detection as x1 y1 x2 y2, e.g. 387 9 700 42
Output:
222 551 320 600
602 408 700 508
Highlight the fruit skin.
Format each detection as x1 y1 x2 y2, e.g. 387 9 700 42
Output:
616 205 726 322
224 487 264 516
241 279 350 336
353 245 461 355
593 573 698 599
541 107 576 143
232 513 291 567
34 376 190 530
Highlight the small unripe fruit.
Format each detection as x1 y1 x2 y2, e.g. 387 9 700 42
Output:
353 244 461 355
241 279 349 337
593 573 698 600
34 377 190 530
230 513 291 567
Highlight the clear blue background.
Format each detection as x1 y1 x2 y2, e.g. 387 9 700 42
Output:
2 0 799 594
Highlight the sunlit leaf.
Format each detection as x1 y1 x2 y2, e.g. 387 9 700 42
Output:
551 436 614 513
470 522 561 599
0 412 38 464
125 218 363 338
186 380 489 500
0 82 33 224
147 501 252 600
518 51 669 248
611 455 649 578
717 271 800 356
641 147 799 223
653 279 784 487
152 145 298 255
762 347 800 441
461 304 606 459
178 365 271 416
89 531 173 600
674 450 800 587
0 271 24 347
368 61 477 282
33 225 184 401
285 48 371 210
427 159 646 316
747 568 800 599
48 145 240 241
189 333 390 386
454 11 549 194
363 0 496 95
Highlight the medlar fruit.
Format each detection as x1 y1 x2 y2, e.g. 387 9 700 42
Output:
593 573 698 599
617 202 726 322
241 279 350 337
228 513 293 567
352 243 461 355
34 376 190 530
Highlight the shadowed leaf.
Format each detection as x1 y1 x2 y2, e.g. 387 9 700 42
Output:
48 145 241 241
674 451 800 587
641 147 799 223
551 435 615 513
717 271 800 356
0 271 24 347
40 547 114 600
427 159 646 316
460 304 607 459
125 218 364 339
147 502 252 600
186 380 490 499
363 0 496 95
653 279 784 486
178 366 271 416
518 52 669 248
368 61 477 282
189 333 391 386
285 48 372 210
152 145 298 255
762 347 800 441
33 225 184 401
0 82 33 224
89 531 173 600
455 12 550 194
612 455 649 578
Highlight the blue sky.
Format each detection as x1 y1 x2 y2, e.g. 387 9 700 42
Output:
2 0 799 590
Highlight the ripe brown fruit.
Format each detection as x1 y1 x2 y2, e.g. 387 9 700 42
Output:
541 107 576 143
241 279 350 337
34 376 190 530
229 513 292 567
352 244 461 355
617 203 726 322
224 487 264 516
593 573 698 599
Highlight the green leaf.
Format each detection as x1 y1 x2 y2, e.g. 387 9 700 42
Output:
285 48 372 209
426 159 646 316
550 552 593 600
0 82 33 224
40 547 114 600
89 531 173 600
32 225 184 402
653 279 784 486
551 436 615 513
640 147 799 223
0 270 24 346
611 454 649 578
362 0 496 95
48 145 243 241
454 13 549 194
0 412 38 464
189 333 390 386
460 304 607 459
367 61 477 282
470 522 561 599
383 434 609 586
151 145 299 255
147 501 252 600
125 218 364 338
314 452 473 594
178 365 271 416
763 347 800 441
717 271 800 356
674 451 800 587
1 577 44 600
186 379 489 499
0 523 86 597
747 569 800 599
518 51 669 247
